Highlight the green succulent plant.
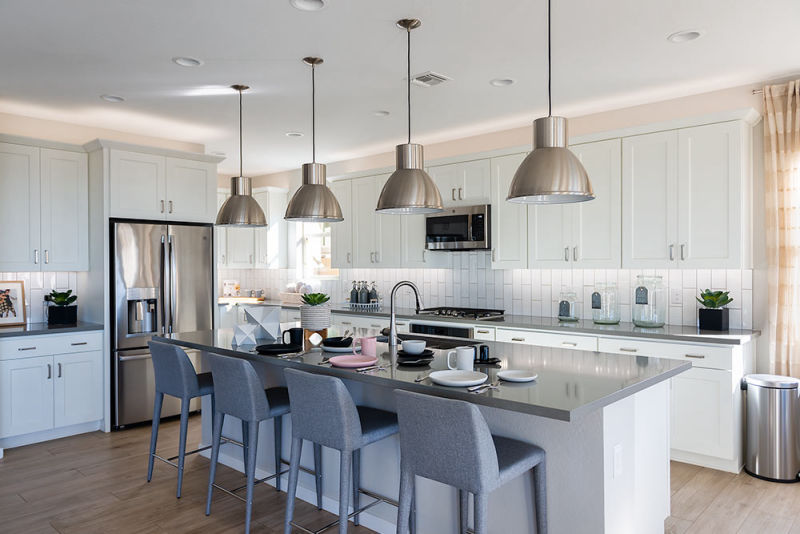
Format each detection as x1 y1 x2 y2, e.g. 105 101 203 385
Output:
696 289 733 309
301 292 330 306
48 289 77 307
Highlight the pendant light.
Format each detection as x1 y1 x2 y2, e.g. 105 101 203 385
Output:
216 85 268 226
375 19 444 214
284 57 343 222
506 0 594 204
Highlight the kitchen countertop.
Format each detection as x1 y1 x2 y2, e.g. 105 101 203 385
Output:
155 328 690 421
0 321 104 338
219 298 760 345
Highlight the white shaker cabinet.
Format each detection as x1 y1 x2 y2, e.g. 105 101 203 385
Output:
226 227 256 268
215 191 228 265
528 203 572 267
164 157 217 223
265 189 288 269
0 355 54 438
351 174 399 267
53 350 103 428
490 153 528 269
0 142 41 271
253 190 271 269
429 159 491 207
375 174 402 266
109 149 167 220
330 180 354 268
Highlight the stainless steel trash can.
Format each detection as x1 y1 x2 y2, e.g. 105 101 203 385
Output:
743 374 800 482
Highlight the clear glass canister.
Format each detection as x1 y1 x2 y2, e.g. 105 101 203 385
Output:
632 276 666 327
557 288 579 322
592 283 620 324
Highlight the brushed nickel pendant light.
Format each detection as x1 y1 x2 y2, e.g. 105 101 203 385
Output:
506 0 594 204
285 57 343 222
215 84 268 226
375 18 444 214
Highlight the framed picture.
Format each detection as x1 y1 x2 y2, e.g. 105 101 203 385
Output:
0 281 25 327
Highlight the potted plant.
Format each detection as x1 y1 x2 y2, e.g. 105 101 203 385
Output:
299 293 331 331
696 289 733 331
46 290 78 325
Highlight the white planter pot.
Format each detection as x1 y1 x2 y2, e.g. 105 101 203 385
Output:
300 303 331 331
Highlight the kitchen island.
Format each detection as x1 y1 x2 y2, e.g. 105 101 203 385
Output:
155 329 689 534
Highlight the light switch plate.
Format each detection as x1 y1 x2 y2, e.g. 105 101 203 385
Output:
670 288 682 305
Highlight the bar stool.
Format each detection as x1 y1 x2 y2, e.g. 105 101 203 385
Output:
205 354 322 534
283 368 402 534
147 341 217 498
394 390 547 534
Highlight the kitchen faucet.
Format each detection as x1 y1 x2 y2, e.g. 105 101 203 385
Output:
388 281 424 347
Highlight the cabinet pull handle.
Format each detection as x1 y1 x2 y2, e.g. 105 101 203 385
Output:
70 342 87 346
511 337 525 342
562 341 578 347
249 254 253 263
57 363 62 378
573 246 577 262
396 322 407 326
451 188 456 201
458 187 463 200
341 321 352 325
346 252 351 264
18 346 36 351
476 329 490 334
370 324 381 328
491 249 496 262
620 347 638 353
47 364 52 379
669 244 674 261
422 249 426 263
685 354 705 359
680 244 686 261
221 253 225 263
34 249 39 264
564 247 569 262
161 200 165 213
45 250 50 264
169 200 174 213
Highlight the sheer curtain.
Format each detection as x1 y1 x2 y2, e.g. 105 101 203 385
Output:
764 81 800 376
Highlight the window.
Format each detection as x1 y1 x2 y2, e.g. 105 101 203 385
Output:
297 222 339 279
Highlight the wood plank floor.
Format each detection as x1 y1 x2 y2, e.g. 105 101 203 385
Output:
3 419 800 533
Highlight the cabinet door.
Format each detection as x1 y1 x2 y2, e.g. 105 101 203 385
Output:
215 192 228 265
572 139 621 268
458 159 491 204
53 350 103 427
267 190 288 269
40 149 88 271
374 174 401 266
253 190 271 268
0 142 40 271
165 158 217 223
226 227 256 268
109 150 166 219
622 131 678 268
671 367 733 460
0 355 54 438
490 153 527 269
677 122 742 268
528 203 572 268
428 163 460 207
329 180 353 268
351 176 379 267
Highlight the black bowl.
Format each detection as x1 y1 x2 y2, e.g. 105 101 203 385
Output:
322 336 353 348
255 343 302 355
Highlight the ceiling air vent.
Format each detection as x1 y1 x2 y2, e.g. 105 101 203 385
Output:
411 71 451 87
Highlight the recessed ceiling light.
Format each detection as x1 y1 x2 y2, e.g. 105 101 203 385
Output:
490 78 515 87
372 110 390 117
290 0 327 11
100 94 125 103
667 30 703 43
172 56 204 67
286 132 304 137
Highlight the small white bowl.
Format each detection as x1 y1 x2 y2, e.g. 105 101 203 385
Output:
401 340 427 355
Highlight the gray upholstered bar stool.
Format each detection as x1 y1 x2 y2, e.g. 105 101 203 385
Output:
147 340 217 498
205 354 322 534
283 368 402 534
394 390 547 534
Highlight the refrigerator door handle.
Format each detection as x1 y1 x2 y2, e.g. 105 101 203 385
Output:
160 234 167 334
169 234 176 333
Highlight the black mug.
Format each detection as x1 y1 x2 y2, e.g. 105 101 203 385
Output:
478 345 490 362
282 327 303 346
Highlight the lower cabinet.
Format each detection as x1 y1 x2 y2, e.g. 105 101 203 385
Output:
0 355 54 438
53 351 104 428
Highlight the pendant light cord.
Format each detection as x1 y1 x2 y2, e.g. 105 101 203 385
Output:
238 87 244 177
547 0 552 117
407 27 411 144
312 62 316 163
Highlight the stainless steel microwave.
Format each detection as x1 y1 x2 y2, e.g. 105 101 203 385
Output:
425 205 491 250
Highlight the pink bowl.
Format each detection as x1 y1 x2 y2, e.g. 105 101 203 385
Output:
328 354 378 368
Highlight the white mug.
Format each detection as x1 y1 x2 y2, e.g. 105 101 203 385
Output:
447 346 475 371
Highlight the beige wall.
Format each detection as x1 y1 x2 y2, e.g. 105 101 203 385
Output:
0 110 204 153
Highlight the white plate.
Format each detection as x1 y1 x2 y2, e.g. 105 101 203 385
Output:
497 370 538 383
429 370 488 387
322 345 360 353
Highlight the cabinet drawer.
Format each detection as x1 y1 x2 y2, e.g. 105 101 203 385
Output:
473 326 496 341
51 332 103 354
597 337 732 370
529 331 598 352
496 328 536 345
0 332 103 360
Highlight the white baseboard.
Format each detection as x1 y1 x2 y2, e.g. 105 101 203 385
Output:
671 449 743 474
204 445 397 534
0 420 102 450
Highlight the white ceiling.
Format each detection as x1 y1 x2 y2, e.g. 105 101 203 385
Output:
1 0 798 176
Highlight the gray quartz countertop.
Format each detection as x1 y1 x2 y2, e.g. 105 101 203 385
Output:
0 321 104 338
219 299 759 345
155 328 690 422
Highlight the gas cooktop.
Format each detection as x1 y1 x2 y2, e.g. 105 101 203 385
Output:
418 306 505 321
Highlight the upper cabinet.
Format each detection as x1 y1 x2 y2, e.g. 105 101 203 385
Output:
109 149 217 223
0 142 88 272
490 153 528 269
622 121 748 269
429 159 491 207
350 174 400 267
329 180 353 268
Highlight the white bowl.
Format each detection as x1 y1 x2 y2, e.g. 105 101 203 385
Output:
401 340 426 355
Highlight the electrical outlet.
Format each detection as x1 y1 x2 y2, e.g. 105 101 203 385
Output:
670 288 682 305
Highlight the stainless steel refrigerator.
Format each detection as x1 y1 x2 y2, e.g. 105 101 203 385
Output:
111 221 213 428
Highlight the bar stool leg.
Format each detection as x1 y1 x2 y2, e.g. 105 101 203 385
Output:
244 421 259 534
284 437 303 534
533 462 547 534
410 485 417 534
147 391 163 482
338 450 352 534
176 397 191 498
352 448 361 526
206 411 225 515
274 415 283 492
474 492 489 534
396 462 413 534
242 420 249 475
458 489 469 534
313 443 323 509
